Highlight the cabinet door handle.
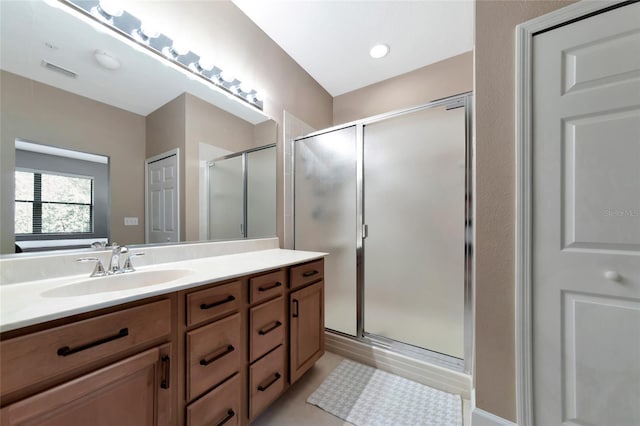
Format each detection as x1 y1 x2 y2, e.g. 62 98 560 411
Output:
160 355 170 389
258 281 282 292
57 328 128 356
216 409 235 426
257 372 281 392
200 295 235 310
292 299 299 318
258 321 282 335
200 345 235 366
302 270 319 278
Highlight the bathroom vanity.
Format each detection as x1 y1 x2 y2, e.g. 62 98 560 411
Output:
0 249 325 426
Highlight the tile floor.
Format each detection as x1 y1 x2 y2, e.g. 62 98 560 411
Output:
251 351 471 426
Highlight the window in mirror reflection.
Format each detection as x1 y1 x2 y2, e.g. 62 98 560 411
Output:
14 140 110 252
15 170 94 234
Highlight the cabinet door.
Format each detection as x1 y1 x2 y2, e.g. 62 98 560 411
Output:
1 344 173 426
289 281 324 383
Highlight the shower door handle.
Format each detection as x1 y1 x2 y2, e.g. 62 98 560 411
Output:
362 224 368 239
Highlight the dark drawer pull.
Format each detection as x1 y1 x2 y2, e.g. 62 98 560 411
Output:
200 295 235 310
216 409 235 426
258 320 282 336
258 281 282 292
57 328 128 356
161 355 170 389
302 270 319 278
200 345 235 366
292 299 299 318
257 372 281 392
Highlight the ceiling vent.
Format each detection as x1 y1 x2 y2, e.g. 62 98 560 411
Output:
41 60 77 78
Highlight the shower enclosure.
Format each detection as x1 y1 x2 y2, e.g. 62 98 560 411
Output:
294 93 472 371
208 144 276 240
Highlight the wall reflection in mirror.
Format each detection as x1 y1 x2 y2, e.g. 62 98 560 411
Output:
0 0 277 255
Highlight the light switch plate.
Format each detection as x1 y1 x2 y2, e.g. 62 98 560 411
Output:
124 217 138 226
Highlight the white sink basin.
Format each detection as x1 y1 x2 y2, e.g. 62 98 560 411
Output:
42 269 195 297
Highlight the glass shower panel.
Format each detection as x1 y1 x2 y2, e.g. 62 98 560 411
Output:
294 126 358 336
363 105 466 358
247 147 276 238
208 155 244 240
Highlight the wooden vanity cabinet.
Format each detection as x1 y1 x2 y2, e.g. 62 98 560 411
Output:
0 296 177 426
290 280 325 384
1 344 173 426
181 280 245 426
0 257 325 426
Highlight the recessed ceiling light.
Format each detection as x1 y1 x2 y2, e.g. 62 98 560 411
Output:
369 44 390 59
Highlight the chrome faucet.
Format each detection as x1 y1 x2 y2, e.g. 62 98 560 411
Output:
107 243 128 274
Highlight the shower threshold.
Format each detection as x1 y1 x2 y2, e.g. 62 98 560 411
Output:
327 329 465 373
363 333 465 373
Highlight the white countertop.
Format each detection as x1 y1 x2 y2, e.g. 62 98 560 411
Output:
0 249 325 333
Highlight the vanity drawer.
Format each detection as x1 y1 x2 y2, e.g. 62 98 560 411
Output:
186 374 241 426
249 345 286 419
290 258 324 290
0 299 171 397
249 269 285 304
249 296 285 362
186 280 242 327
186 313 241 401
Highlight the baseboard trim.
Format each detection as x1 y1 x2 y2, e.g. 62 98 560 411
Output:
324 331 471 399
471 408 517 426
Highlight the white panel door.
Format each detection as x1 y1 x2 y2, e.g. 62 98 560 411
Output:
532 3 640 426
146 154 179 244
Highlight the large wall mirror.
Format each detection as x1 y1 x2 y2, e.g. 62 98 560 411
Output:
0 0 277 255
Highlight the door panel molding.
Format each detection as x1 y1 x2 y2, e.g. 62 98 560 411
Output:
145 148 180 244
515 2 633 425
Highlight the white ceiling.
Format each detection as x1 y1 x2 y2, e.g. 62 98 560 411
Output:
0 0 269 123
232 0 474 96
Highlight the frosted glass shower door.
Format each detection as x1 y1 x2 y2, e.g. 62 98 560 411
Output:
363 105 466 358
294 126 358 336
208 156 244 240
247 147 276 238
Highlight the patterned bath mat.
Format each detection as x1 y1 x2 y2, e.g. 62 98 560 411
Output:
307 359 462 426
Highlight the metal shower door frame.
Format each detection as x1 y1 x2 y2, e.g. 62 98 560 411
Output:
293 92 474 374
207 143 276 239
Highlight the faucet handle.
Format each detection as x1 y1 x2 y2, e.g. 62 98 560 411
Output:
77 257 107 277
122 252 145 273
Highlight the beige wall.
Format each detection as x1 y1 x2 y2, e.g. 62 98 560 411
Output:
474 0 577 421
185 93 256 241
146 92 277 242
145 94 187 241
333 51 473 125
127 0 333 245
0 71 146 253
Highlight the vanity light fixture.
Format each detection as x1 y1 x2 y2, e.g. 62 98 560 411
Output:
369 43 390 59
61 0 264 110
91 0 123 22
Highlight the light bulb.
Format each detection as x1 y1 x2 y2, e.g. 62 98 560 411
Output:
220 70 235 83
139 22 160 39
171 40 189 56
197 57 214 71
98 0 124 17
240 82 252 93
